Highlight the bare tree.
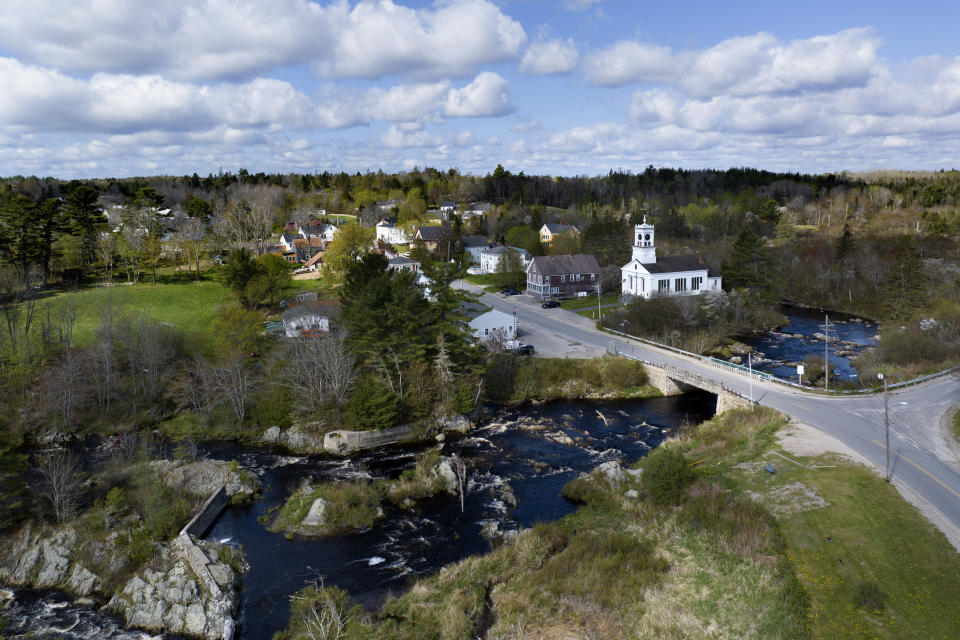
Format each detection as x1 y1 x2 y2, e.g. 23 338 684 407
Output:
41 348 90 428
433 333 454 409
35 449 83 523
214 356 252 425
451 453 467 513
292 580 352 640
284 330 356 412
185 356 219 426
96 232 117 282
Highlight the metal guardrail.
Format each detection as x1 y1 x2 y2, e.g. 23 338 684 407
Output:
600 325 958 395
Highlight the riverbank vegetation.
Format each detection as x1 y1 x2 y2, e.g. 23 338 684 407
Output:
275 406 960 640
485 354 654 404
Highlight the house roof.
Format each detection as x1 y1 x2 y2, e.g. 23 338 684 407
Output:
303 251 324 268
377 219 396 228
440 200 456 208
281 233 298 243
281 306 328 323
462 235 488 248
542 223 577 234
388 256 420 266
415 224 452 242
640 255 720 277
482 245 530 258
468 309 515 328
529 254 600 275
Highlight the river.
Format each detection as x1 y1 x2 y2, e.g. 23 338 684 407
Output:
740 305 878 385
2 391 716 640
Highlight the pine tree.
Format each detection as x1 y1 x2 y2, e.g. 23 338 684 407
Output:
721 226 771 291
883 244 927 321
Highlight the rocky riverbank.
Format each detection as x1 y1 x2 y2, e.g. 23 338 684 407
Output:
259 413 473 455
0 456 259 640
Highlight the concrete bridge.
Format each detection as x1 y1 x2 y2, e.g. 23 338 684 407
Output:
644 361 754 413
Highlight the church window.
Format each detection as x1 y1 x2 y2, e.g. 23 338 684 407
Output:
674 278 687 292
692 276 702 290
658 279 669 292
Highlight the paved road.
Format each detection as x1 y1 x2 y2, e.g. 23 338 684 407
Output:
462 283 960 533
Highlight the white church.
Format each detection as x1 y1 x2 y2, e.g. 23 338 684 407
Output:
621 219 722 298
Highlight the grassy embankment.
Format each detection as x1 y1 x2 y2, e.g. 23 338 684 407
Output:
485 355 659 404
276 406 960 640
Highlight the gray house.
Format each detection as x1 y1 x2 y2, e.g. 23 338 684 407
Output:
526 254 601 300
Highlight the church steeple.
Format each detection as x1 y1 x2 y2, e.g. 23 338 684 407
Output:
631 216 656 264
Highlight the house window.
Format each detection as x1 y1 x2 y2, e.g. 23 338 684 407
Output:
692 276 702 290
551 287 559 294
658 279 670 292
674 278 687 292
560 275 565 283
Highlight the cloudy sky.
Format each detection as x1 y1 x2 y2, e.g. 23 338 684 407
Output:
1 0 959 178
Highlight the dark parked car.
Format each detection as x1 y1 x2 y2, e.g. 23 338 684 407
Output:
514 343 535 355
541 300 560 308
499 287 522 296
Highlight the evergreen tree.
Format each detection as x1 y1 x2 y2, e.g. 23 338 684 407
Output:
63 185 106 272
883 244 927 321
721 226 772 292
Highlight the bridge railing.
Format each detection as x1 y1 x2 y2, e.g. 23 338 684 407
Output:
602 326 957 395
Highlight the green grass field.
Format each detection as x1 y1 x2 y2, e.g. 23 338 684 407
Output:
559 292 619 310
718 414 960 639
39 278 232 348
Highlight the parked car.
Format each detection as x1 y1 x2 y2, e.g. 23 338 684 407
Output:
514 343 535 355
499 287 522 296
541 300 560 308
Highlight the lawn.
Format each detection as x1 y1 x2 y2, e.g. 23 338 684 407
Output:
560 292 619 310
464 273 499 286
953 407 960 444
725 426 960 639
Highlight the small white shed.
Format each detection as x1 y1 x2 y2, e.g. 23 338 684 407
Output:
469 309 517 343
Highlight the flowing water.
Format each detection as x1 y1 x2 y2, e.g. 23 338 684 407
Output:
740 306 878 385
2 392 716 639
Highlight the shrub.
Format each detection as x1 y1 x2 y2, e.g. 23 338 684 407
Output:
853 579 886 612
643 446 696 505
601 355 648 390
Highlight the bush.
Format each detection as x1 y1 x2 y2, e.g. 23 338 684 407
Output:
601 355 648 389
853 579 886 612
643 446 696 505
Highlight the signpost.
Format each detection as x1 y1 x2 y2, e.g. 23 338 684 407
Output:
797 364 805 387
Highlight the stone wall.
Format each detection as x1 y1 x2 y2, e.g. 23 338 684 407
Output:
181 486 228 539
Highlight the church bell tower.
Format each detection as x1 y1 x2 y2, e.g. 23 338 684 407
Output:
631 217 656 264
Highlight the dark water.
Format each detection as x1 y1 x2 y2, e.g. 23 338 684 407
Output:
1 587 186 639
740 306 877 385
2 392 716 640
202 392 716 640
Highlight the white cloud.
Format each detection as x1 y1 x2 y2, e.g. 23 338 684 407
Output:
520 38 579 75
382 123 436 148
364 82 452 122
0 58 318 134
0 0 526 82
629 89 678 124
318 0 526 80
583 40 677 86
444 72 513 117
584 28 880 95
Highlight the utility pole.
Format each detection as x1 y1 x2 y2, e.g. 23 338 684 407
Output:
748 351 754 408
597 279 602 321
879 373 890 482
820 314 833 392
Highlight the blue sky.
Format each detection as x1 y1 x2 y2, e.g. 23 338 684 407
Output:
1 0 959 178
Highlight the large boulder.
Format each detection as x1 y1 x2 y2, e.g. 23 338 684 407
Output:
35 529 75 587
153 459 259 502
301 498 327 527
592 461 629 487
66 563 100 596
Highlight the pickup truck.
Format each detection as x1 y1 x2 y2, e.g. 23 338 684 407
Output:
504 340 535 355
